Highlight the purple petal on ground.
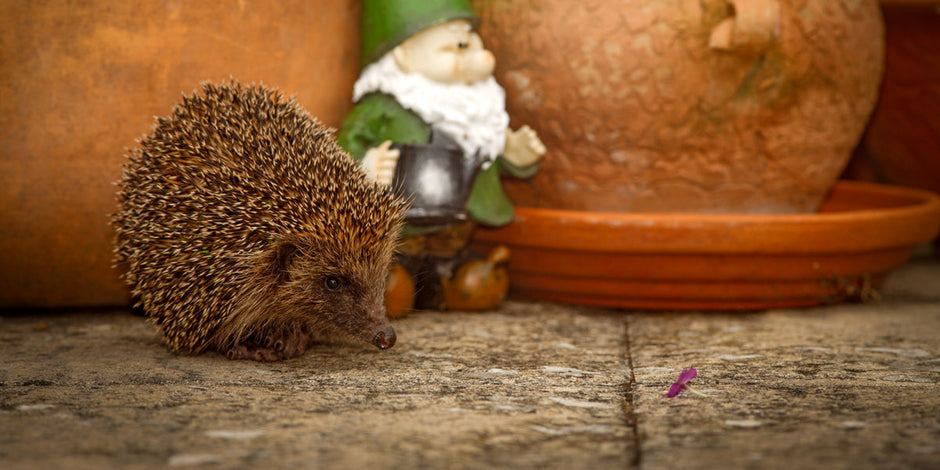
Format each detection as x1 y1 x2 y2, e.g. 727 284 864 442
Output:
663 365 698 398
663 382 685 397
678 366 697 383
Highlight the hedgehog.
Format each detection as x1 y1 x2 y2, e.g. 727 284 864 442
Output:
113 81 407 361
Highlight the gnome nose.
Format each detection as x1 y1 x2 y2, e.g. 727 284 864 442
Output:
373 326 397 350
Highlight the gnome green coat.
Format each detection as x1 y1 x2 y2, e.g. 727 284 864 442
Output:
337 92 538 229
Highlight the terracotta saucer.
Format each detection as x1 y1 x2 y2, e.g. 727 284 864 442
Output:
471 181 940 310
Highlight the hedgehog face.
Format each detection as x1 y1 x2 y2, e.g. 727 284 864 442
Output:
264 235 396 350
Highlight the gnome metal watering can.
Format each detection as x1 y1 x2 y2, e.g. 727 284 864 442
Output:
391 131 488 226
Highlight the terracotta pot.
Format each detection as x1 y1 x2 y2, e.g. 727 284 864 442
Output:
860 4 940 196
0 0 360 308
472 0 885 213
472 181 940 310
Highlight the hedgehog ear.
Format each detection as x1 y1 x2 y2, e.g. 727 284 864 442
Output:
265 239 300 283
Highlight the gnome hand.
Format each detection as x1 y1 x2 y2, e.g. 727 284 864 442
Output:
503 125 546 168
362 140 400 186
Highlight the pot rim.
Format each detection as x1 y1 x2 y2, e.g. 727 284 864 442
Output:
474 181 940 254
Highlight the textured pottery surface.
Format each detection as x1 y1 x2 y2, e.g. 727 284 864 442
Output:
472 181 940 310
0 0 360 308
472 0 885 213
862 4 940 195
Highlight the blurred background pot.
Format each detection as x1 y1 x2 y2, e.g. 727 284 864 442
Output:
0 0 360 308
855 3 940 197
472 0 885 213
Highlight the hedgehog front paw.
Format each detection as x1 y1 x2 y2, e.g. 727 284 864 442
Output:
226 330 312 361
265 329 312 358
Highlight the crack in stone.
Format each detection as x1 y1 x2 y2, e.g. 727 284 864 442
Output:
624 314 641 469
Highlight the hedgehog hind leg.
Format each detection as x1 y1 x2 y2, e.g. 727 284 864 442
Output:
224 327 313 361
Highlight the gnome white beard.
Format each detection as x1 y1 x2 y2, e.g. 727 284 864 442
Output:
353 53 509 161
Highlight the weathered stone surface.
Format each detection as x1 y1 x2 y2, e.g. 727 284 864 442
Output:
628 253 940 470
1 253 938 469
0 303 631 469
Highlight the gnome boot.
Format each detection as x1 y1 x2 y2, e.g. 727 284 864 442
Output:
441 245 511 311
384 262 415 318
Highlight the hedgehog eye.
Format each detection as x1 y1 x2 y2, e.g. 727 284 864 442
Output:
324 276 343 291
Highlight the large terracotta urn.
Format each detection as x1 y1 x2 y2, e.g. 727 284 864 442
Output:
0 0 360 308
472 0 885 213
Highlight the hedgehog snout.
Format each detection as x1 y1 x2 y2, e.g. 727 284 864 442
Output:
372 326 396 350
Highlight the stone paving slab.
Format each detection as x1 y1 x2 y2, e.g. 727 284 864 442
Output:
1 254 938 470
0 302 632 469
628 254 940 470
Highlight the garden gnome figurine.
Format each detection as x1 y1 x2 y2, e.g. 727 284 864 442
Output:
338 0 546 312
